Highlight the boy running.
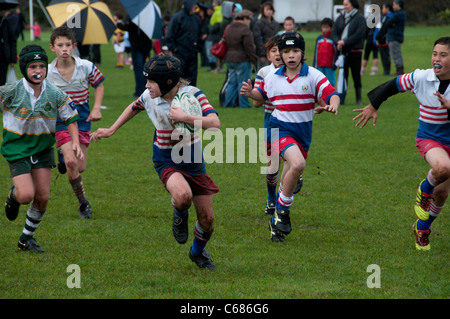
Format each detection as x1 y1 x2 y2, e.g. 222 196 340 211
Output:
353 36 450 251
90 54 220 270
2 44 82 252
253 35 303 216
47 26 105 219
241 32 340 241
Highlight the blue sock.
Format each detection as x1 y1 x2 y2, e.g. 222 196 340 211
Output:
417 215 436 231
267 184 277 202
420 178 434 195
191 238 206 256
175 209 188 219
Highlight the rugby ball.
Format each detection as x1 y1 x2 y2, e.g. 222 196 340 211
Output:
171 92 202 136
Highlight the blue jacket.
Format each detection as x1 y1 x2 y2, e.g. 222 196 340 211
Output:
387 9 406 43
165 0 203 57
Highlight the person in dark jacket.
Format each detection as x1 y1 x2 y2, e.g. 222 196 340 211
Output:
387 0 406 75
375 3 393 75
331 0 366 105
117 16 153 97
0 10 17 86
223 9 257 108
253 1 279 72
165 0 203 86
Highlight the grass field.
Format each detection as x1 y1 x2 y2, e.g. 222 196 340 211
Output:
0 25 448 302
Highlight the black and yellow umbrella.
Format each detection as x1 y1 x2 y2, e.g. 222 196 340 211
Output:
46 0 116 44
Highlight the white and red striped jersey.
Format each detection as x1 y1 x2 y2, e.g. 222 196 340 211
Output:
257 63 337 153
47 56 104 132
132 85 217 176
396 69 450 146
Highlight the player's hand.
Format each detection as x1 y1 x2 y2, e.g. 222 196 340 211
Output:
90 128 113 141
72 143 84 160
169 106 186 124
434 91 450 110
315 104 338 115
86 109 102 122
240 79 253 97
353 104 378 128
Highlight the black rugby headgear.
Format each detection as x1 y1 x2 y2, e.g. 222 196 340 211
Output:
143 54 181 96
19 45 48 84
277 32 306 63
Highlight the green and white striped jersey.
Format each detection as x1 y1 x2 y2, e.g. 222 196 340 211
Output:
0 79 80 161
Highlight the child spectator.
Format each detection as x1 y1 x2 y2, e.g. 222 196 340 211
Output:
31 21 41 41
313 17 337 86
277 16 296 35
113 13 125 68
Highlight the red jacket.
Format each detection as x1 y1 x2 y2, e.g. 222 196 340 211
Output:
313 32 336 69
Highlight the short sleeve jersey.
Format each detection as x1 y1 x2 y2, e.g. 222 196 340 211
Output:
131 85 218 176
257 63 337 153
0 79 79 161
396 69 450 146
47 56 104 132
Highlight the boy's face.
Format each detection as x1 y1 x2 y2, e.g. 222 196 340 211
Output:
321 24 331 34
50 36 76 59
382 5 389 15
432 43 450 80
281 47 303 70
267 45 283 68
27 62 46 84
145 80 162 99
283 20 295 32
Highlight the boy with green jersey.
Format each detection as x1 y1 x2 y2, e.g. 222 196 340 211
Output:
1 44 82 252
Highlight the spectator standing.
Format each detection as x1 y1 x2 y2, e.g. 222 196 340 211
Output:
216 1 236 74
113 13 125 69
375 3 393 75
15 7 26 41
387 0 406 75
313 18 337 86
253 1 279 72
0 9 17 86
198 4 211 68
31 21 42 41
330 0 366 105
117 16 152 97
165 0 203 86
223 9 257 108
360 16 379 76
277 16 296 35
206 0 223 72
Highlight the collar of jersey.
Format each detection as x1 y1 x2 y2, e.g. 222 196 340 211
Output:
275 63 309 77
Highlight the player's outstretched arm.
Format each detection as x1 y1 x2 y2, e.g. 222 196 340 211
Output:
90 102 138 141
353 104 378 128
240 79 264 102
315 95 340 115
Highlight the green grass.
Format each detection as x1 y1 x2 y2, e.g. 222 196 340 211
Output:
0 26 449 300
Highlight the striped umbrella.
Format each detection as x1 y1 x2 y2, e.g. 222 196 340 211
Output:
46 0 116 44
120 0 163 40
0 0 19 10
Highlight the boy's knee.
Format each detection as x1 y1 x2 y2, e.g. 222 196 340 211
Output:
291 160 305 176
64 156 78 172
173 191 192 211
434 162 450 183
